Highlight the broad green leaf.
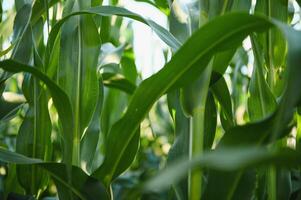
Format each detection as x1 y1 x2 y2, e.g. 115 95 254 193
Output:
143 147 301 192
59 0 101 165
0 59 74 171
16 15 52 195
247 35 277 121
204 23 301 200
0 148 110 200
92 13 274 185
80 79 104 174
255 0 288 96
16 89 51 195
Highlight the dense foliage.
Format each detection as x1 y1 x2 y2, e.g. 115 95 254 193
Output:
0 0 301 199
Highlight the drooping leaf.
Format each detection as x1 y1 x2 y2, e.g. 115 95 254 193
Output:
0 59 74 172
204 22 301 200
143 147 301 192
0 147 110 200
45 5 181 67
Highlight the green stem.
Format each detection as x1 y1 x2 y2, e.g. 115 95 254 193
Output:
32 78 38 195
188 63 212 200
188 108 205 200
267 165 276 200
266 1 276 198
73 14 82 167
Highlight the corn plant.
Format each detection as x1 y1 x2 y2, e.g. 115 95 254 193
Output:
0 0 301 199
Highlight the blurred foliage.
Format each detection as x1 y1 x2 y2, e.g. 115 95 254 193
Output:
0 0 301 200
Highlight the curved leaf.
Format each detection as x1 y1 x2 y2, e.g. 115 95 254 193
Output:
0 60 74 167
92 13 274 185
143 147 301 192
102 72 136 94
0 148 109 200
45 5 181 67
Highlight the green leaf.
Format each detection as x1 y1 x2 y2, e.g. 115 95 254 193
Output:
166 89 190 199
211 76 234 130
247 34 277 121
102 72 136 94
80 79 104 174
204 23 301 200
0 59 74 172
0 98 23 121
45 5 181 66
31 0 60 25
92 13 274 185
204 91 217 150
255 0 288 96
16 17 52 195
11 4 32 64
143 147 301 192
58 0 101 166
0 147 110 200
16 88 52 194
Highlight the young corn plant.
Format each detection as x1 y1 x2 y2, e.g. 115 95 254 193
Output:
0 0 301 199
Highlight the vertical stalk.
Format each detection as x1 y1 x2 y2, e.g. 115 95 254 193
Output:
73 15 82 166
266 1 276 199
188 63 212 200
267 165 276 200
266 0 275 90
188 1 214 198
188 108 205 200
32 78 37 195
